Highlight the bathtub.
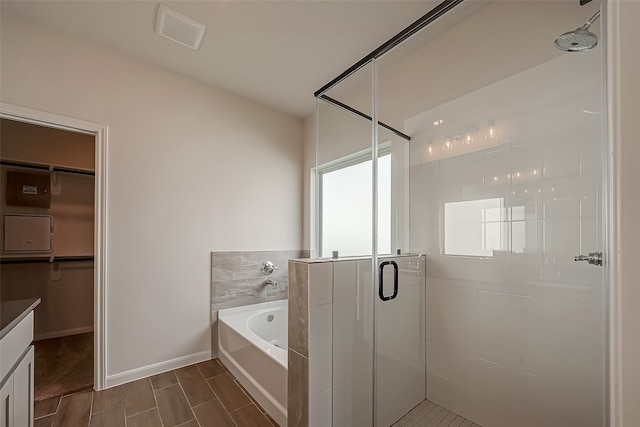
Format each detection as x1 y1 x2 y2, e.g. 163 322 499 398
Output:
218 300 287 426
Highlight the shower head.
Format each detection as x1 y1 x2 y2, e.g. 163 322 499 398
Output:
554 10 601 52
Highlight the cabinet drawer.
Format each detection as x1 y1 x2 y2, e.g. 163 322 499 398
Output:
0 312 34 381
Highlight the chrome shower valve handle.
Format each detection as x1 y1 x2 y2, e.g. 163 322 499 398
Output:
260 261 279 275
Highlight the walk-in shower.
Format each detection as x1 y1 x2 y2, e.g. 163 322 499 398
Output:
313 0 607 426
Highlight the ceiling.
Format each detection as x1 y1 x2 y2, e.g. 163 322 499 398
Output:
1 1 442 119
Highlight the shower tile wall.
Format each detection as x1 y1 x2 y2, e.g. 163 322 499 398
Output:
406 52 604 427
210 250 306 357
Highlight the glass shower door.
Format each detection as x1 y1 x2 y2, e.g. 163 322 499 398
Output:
372 1 607 426
317 63 376 427
373 100 427 426
318 2 606 425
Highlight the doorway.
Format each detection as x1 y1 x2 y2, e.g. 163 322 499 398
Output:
0 103 107 395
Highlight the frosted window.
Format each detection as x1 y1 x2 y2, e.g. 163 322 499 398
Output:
444 198 505 257
321 154 391 257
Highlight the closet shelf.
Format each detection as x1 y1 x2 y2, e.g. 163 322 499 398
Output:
0 159 95 176
0 255 94 265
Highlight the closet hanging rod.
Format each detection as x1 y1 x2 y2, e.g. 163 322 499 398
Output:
0 159 95 176
0 255 94 265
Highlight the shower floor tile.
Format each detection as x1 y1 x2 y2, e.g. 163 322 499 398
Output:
392 400 480 427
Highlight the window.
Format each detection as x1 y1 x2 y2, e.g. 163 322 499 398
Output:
319 152 391 258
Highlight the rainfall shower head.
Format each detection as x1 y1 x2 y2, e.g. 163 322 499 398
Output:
555 10 601 52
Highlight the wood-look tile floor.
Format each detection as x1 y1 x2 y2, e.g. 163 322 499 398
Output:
34 358 277 427
392 400 480 427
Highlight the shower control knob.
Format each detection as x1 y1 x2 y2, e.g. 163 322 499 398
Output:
260 261 279 275
574 251 603 266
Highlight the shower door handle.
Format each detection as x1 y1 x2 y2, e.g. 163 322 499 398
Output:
379 260 399 301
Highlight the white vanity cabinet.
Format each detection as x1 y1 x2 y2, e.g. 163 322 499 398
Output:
1 348 35 427
0 300 39 427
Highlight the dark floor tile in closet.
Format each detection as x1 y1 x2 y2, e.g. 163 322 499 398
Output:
175 366 215 406
197 359 226 378
150 370 178 389
35 333 94 400
34 415 54 427
192 400 235 427
230 404 274 427
52 391 92 426
126 408 163 427
208 373 251 411
155 384 195 426
35 395 60 418
92 385 123 414
123 378 156 416
89 405 125 427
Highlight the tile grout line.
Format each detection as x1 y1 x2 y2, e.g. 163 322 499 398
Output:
231 378 276 426
174 368 201 427
148 377 165 427
218 359 276 426
232 369 276 426
88 390 94 425
177 366 206 427
204 373 239 427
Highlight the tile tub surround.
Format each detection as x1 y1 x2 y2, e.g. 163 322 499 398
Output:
211 250 306 358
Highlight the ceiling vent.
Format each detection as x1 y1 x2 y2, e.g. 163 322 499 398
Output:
155 5 205 50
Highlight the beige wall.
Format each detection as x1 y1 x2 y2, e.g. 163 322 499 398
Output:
1 118 95 170
0 12 303 383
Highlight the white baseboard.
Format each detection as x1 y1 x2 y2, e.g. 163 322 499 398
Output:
105 350 212 388
35 326 94 341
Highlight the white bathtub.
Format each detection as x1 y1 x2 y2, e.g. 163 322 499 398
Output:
218 300 287 426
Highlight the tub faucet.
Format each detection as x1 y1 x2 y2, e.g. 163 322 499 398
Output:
265 279 278 287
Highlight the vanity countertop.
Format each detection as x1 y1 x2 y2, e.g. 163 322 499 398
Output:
0 298 40 340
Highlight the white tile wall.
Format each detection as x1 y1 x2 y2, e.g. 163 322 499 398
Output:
331 259 373 427
309 388 332 427
309 262 333 306
477 291 512 367
509 294 545 376
407 51 604 426
426 283 477 353
309 303 332 396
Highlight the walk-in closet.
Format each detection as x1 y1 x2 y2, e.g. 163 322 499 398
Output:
0 118 95 401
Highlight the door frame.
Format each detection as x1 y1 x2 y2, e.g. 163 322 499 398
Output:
0 102 108 390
